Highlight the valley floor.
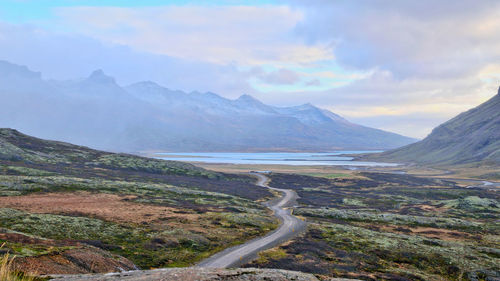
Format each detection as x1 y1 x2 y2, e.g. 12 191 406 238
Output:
0 130 498 281
0 129 280 276
238 170 499 281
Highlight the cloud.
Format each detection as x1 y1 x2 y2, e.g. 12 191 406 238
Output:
251 68 498 138
252 0 500 138
305 79 321 86
54 5 334 66
0 21 257 98
257 68 300 85
1 1 499 139
292 0 500 79
346 113 451 141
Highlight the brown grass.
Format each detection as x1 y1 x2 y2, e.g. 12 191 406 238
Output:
192 163 358 175
0 244 35 281
378 225 476 241
0 192 202 225
12 248 135 275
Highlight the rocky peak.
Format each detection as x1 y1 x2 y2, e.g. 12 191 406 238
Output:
0 60 41 79
235 94 269 108
127 81 163 92
134 81 160 88
237 94 259 103
86 69 116 85
234 94 276 114
295 103 318 111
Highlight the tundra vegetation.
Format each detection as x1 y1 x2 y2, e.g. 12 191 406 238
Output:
0 129 277 274
244 173 499 281
0 245 37 281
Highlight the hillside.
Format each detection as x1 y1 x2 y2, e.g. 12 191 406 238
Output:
1 129 498 280
0 128 277 274
0 128 213 177
369 87 500 165
0 60 416 152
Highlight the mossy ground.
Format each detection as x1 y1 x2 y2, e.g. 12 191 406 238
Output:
0 130 278 272
0 174 277 269
244 172 499 281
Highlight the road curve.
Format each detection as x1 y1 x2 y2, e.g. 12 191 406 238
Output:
197 173 306 268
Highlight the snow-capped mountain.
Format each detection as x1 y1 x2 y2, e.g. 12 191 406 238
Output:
0 60 416 152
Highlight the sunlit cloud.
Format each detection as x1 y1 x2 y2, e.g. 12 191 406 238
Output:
53 5 333 66
332 104 478 119
0 0 499 139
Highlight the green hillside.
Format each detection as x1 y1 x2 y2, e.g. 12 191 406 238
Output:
373 87 500 165
0 128 214 177
0 128 276 273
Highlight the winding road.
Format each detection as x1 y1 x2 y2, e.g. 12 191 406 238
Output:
197 173 306 268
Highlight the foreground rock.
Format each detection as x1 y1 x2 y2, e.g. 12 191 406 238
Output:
0 231 136 274
50 268 359 281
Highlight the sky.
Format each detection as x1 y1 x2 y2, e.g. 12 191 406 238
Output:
0 0 499 139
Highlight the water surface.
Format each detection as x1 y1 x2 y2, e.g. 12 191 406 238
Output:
154 151 398 167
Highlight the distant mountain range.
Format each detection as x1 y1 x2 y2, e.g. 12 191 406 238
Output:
369 87 500 165
0 60 416 152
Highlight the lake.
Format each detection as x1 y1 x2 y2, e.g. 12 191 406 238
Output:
154 151 399 167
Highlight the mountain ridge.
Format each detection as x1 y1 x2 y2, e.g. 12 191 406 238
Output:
367 87 500 165
0 60 416 152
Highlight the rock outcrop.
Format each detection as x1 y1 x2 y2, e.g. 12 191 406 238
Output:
50 267 359 281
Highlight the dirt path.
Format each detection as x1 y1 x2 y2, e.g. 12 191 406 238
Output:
197 173 307 268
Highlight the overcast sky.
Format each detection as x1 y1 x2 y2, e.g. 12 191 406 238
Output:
1 0 499 138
